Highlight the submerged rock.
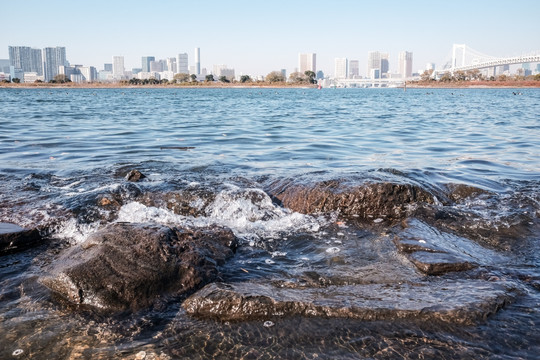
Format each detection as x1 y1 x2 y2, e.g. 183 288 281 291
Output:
393 219 504 275
0 223 42 255
267 179 434 222
184 280 514 325
126 169 146 182
41 222 238 311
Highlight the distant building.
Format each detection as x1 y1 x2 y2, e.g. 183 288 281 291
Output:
194 48 200 75
334 58 348 79
9 46 44 76
213 64 235 80
104 63 113 72
177 53 188 74
23 72 42 83
141 56 155 73
349 60 359 78
367 51 387 79
316 70 324 80
298 53 316 73
0 59 10 74
166 57 177 73
281 69 287 79
149 60 163 72
112 56 125 79
43 47 66 81
398 51 413 78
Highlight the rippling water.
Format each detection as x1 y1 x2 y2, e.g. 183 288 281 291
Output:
0 88 539 359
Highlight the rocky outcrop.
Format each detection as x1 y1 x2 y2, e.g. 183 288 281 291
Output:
267 179 435 223
184 280 514 325
41 222 238 311
0 223 42 255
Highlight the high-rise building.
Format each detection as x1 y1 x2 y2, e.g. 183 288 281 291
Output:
43 47 66 81
112 56 125 78
0 59 10 74
104 63 113 72
194 48 200 75
149 60 163 72
367 51 382 79
166 57 177 73
141 56 155 73
177 53 188 74
399 51 413 78
349 60 359 78
298 53 316 73
381 53 389 75
8 46 43 75
334 58 348 79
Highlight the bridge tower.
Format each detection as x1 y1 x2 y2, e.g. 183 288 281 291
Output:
452 44 466 70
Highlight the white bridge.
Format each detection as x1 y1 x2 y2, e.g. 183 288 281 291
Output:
435 44 540 75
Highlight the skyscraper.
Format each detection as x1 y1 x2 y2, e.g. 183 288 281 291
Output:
43 47 66 81
298 53 316 73
194 48 200 75
349 60 359 78
334 58 348 79
177 53 188 74
9 46 43 75
399 51 413 78
141 56 155 73
367 51 388 79
112 56 125 78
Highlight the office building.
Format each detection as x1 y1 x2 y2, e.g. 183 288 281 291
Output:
298 53 316 73
349 60 359 78
166 57 177 73
334 58 348 79
367 51 387 79
141 56 155 73
43 47 66 82
8 46 43 76
104 63 113 72
399 51 413 78
177 53 188 74
149 60 163 72
194 48 201 75
112 56 125 78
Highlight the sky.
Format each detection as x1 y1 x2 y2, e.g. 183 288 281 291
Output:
2 0 539 77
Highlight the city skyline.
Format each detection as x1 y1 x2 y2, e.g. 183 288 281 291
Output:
1 0 539 77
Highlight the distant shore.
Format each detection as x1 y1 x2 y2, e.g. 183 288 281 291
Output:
1 79 539 89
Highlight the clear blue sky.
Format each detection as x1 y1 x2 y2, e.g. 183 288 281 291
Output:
2 0 539 76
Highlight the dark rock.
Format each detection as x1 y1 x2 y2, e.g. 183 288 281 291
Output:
393 219 505 275
126 169 146 182
184 280 514 325
267 179 434 222
41 222 238 311
0 223 42 255
444 183 491 203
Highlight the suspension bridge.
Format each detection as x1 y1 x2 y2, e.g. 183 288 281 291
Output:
435 44 540 75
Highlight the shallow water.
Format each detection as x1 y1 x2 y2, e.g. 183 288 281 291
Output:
0 88 539 359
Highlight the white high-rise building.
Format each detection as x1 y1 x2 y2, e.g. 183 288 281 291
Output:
194 48 200 75
166 57 177 73
298 53 316 73
399 51 413 78
177 53 188 74
112 56 125 78
334 58 348 79
43 47 66 81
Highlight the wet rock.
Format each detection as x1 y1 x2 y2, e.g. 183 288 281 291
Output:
393 219 505 275
0 223 42 255
267 179 434 222
184 280 514 325
41 222 238 311
126 169 146 182
139 189 216 217
444 183 491 203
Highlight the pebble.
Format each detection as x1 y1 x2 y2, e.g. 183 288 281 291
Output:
373 218 384 223
135 350 146 359
12 349 24 356
263 320 274 328
326 247 341 254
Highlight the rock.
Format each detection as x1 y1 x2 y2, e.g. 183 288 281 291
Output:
41 222 238 311
267 179 434 223
393 219 505 275
126 170 146 182
184 280 514 325
0 223 42 255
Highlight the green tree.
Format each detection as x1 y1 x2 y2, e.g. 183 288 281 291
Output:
219 75 230 83
240 75 252 83
304 70 316 84
266 71 285 83
174 73 190 83
12 78 21 83
190 74 197 82
205 74 215 82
